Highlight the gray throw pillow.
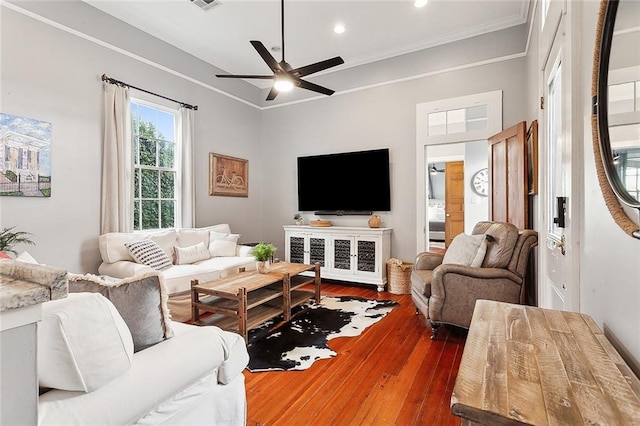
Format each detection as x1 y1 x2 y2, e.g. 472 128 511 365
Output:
68 271 173 352
442 234 488 267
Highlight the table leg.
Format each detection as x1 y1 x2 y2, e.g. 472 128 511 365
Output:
191 279 200 324
283 273 291 322
314 262 321 303
239 287 247 342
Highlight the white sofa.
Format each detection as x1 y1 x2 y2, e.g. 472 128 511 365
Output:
37 283 249 425
98 224 256 295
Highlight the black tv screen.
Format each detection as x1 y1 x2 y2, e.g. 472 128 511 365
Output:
297 148 391 214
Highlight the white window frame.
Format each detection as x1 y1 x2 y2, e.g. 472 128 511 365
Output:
130 97 182 231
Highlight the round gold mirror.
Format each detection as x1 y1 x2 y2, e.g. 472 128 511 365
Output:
593 0 640 239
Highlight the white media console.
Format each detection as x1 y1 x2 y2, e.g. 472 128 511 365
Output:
283 225 392 291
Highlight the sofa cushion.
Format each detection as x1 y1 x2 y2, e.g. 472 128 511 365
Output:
174 242 211 265
201 223 232 234
99 232 148 264
442 234 487 267
68 271 174 352
125 239 173 270
177 228 210 248
38 293 134 392
148 229 178 261
209 231 240 257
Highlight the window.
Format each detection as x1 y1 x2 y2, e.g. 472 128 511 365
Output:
427 105 488 136
131 100 180 230
547 60 563 236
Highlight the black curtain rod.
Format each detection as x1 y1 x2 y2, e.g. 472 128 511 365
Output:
101 74 198 110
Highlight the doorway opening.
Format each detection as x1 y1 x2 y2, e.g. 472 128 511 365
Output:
416 91 503 254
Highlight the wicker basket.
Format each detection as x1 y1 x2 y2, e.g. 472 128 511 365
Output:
386 258 413 295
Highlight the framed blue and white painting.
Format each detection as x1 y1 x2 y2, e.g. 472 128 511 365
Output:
0 113 52 197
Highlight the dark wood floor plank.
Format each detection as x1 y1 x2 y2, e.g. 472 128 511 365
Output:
244 282 463 425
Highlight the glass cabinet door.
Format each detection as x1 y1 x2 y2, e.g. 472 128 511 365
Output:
332 238 352 270
356 239 377 273
309 236 326 266
289 236 305 264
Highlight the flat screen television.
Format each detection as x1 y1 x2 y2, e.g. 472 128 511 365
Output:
297 148 391 214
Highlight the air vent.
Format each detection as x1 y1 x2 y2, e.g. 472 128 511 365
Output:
190 0 222 11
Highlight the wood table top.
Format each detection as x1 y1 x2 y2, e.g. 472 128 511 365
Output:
192 262 317 295
451 300 640 425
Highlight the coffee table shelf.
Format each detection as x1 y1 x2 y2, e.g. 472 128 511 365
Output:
289 273 318 310
191 262 321 341
193 298 284 334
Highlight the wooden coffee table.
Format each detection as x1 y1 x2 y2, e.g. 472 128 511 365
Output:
191 262 320 341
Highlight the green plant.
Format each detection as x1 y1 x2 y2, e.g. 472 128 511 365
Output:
294 213 302 221
0 227 35 255
252 242 276 262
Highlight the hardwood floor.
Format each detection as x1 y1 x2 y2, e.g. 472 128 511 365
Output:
244 282 466 425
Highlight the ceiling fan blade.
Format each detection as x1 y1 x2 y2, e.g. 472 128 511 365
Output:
250 40 284 73
266 86 279 101
215 74 274 79
291 56 345 78
296 79 335 96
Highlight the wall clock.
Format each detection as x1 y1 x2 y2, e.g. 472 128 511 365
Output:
471 168 489 196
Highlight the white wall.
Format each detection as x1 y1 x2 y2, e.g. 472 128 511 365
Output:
464 141 489 233
0 7 263 273
259 58 528 263
577 0 640 373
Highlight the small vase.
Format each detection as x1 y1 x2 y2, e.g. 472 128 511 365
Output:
368 215 381 228
256 260 271 274
295 220 303 226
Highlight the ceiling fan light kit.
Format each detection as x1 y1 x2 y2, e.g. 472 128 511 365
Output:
215 0 344 101
274 78 294 92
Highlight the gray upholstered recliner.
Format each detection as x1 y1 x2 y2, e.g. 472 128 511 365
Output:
411 221 538 339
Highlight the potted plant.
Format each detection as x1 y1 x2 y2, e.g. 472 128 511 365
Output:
0 226 35 259
252 242 277 273
294 213 303 226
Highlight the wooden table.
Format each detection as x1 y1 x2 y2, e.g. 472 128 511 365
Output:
191 262 320 341
451 300 640 425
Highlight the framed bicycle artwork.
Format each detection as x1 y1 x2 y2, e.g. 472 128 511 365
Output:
209 153 248 197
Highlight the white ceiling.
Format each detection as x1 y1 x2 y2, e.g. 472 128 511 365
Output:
83 0 530 89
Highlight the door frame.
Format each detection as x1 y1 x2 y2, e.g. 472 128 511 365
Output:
537 0 581 312
416 91 503 253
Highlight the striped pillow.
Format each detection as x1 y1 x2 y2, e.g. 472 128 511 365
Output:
124 239 172 270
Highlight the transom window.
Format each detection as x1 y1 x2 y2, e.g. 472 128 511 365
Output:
427 105 488 136
131 99 180 230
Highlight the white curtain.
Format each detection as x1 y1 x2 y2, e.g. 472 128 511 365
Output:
101 83 133 234
180 107 195 228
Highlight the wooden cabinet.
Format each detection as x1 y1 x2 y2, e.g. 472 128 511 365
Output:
284 226 392 291
286 231 329 267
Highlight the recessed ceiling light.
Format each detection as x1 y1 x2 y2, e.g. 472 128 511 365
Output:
414 0 429 7
334 24 345 34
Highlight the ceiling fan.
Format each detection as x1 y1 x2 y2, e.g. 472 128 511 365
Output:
215 0 344 101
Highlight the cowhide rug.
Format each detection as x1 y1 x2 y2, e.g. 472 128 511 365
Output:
246 295 398 372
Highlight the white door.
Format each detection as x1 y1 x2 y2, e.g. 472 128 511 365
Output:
539 1 580 312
